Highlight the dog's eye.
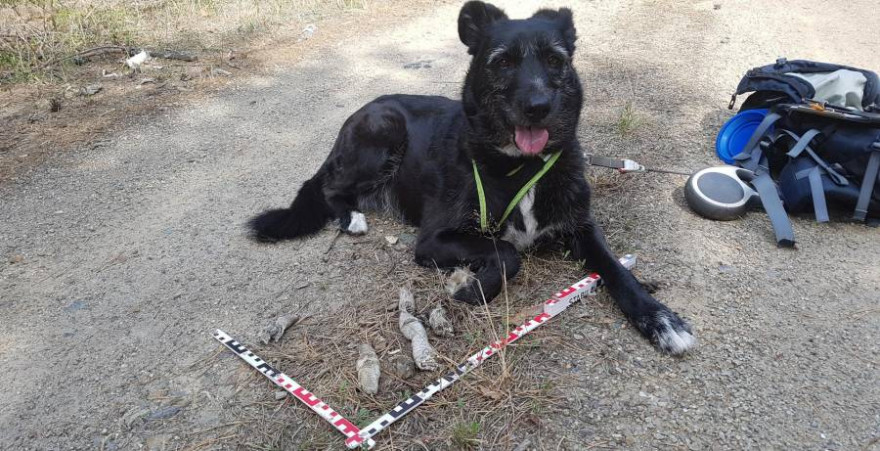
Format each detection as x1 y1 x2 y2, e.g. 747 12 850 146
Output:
496 57 511 69
546 54 563 69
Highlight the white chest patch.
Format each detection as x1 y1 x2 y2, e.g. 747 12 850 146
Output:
501 188 546 250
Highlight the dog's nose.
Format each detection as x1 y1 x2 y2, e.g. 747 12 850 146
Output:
524 95 551 122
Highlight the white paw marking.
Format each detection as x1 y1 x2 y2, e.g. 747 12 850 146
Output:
347 211 368 234
656 312 697 355
445 267 473 296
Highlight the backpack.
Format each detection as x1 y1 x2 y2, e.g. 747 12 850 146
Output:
730 58 880 247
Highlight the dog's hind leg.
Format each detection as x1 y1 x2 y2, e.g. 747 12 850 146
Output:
567 218 696 355
322 102 408 235
248 101 406 241
415 229 521 305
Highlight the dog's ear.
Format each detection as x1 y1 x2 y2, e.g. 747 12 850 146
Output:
458 1 508 55
533 7 577 54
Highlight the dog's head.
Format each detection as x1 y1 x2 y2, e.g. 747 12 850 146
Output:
459 1 582 158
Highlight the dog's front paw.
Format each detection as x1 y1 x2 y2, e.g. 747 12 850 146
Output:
445 267 486 305
452 284 485 305
633 308 696 355
339 211 368 235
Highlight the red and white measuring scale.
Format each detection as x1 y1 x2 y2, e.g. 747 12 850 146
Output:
214 255 636 449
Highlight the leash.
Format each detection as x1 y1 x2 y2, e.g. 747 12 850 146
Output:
472 151 563 233
586 154 692 176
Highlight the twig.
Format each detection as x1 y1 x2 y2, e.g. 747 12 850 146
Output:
324 230 342 254
38 45 128 69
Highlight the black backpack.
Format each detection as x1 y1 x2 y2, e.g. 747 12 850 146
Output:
730 58 880 246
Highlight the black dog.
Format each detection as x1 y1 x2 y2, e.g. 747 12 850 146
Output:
249 1 695 354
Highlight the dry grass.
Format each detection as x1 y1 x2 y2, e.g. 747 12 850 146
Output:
210 226 608 450
0 0 368 82
615 101 642 136
0 0 398 183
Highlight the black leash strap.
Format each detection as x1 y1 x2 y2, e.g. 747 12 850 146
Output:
586 155 691 176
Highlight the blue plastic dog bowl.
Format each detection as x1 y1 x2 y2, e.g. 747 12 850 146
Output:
715 109 769 164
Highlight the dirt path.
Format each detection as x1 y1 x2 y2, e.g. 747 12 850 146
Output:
1 1 878 449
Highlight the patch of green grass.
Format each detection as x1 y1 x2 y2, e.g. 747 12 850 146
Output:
0 50 34 82
339 0 368 10
54 5 138 48
354 408 374 427
451 421 480 450
616 101 643 136
529 399 545 416
464 330 483 346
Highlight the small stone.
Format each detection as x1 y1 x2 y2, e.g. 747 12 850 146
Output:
144 434 172 451
274 391 287 400
397 233 417 246
148 406 181 421
80 84 103 96
300 24 316 40
8 254 24 264
573 333 585 340
65 300 87 312
718 264 735 274
389 354 415 380
258 314 299 344
182 66 205 80
385 235 398 245
122 407 151 430
210 67 232 77
713 3 721 10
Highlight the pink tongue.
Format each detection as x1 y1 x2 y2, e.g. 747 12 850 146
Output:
514 126 550 155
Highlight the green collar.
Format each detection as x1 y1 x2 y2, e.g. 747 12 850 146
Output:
472 151 562 234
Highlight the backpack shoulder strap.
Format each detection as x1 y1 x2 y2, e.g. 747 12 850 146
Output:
733 111 783 172
793 165 831 223
776 129 849 186
854 146 880 221
750 173 796 247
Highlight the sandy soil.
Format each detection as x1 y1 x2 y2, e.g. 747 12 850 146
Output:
1 1 878 450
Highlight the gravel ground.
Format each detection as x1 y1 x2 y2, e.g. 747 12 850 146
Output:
1 1 878 449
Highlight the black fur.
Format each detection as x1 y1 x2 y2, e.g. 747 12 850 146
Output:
249 177 331 242
248 2 696 354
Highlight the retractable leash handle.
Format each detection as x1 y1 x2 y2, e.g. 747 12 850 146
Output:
684 166 761 221
685 165 796 246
